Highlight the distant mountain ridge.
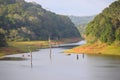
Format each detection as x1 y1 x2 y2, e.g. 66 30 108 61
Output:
69 15 94 26
0 0 80 42
68 15 94 35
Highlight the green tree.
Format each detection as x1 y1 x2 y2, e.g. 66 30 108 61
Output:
0 0 81 41
115 27 120 40
85 0 120 44
0 33 7 47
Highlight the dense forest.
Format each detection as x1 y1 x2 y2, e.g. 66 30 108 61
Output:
0 0 80 46
85 0 120 44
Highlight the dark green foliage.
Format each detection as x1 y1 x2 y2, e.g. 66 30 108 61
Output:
0 0 80 42
0 33 7 47
115 27 120 41
85 0 120 44
0 28 7 47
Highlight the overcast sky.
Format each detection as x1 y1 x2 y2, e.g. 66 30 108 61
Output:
25 0 116 16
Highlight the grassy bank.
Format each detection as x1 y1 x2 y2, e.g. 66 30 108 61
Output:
0 38 81 57
0 41 49 57
64 42 120 56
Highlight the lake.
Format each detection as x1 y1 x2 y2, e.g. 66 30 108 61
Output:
0 41 120 80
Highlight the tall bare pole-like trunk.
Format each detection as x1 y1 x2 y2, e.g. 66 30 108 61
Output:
49 36 52 61
28 46 32 68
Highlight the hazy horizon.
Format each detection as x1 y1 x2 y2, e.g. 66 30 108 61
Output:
25 0 116 16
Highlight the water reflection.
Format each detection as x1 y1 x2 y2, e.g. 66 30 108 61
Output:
49 50 52 63
76 54 79 60
82 53 84 59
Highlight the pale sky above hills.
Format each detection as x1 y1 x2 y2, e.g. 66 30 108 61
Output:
25 0 116 16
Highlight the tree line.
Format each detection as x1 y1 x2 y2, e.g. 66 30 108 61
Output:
85 0 120 44
0 0 81 47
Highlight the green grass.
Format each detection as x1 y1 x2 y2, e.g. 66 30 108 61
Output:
8 41 49 52
0 41 49 57
0 53 5 57
64 42 120 56
102 44 120 55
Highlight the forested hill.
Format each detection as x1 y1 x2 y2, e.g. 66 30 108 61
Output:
0 0 80 42
85 0 120 44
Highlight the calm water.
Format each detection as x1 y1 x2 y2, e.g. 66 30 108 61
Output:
0 41 120 80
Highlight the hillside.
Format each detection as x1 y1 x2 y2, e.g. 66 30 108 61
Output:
69 16 94 35
65 0 120 55
0 0 80 42
85 0 120 44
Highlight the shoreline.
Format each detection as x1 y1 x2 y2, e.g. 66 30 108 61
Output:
64 43 120 56
0 38 81 57
0 41 49 57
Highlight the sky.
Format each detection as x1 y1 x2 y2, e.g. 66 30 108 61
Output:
25 0 116 16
